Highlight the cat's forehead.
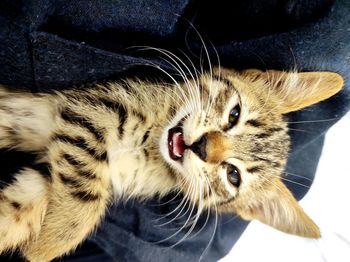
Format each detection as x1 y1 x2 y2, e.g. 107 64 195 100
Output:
198 70 291 177
199 69 283 120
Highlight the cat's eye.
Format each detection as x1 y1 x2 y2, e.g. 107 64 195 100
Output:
227 105 240 129
226 164 241 187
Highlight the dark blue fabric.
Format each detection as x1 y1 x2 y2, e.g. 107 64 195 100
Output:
0 0 349 261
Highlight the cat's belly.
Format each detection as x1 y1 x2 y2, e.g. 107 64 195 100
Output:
107 142 141 194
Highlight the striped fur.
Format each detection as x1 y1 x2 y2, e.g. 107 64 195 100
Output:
0 67 344 261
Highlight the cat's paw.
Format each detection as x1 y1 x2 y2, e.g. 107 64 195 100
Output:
0 169 48 254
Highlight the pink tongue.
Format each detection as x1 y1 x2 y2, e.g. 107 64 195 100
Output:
172 132 185 157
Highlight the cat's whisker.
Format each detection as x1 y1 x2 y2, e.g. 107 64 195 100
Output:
206 58 216 117
185 174 207 228
178 49 201 83
140 62 182 88
165 168 209 246
286 117 341 124
208 37 223 111
149 190 183 207
193 24 213 85
154 185 198 245
142 47 200 113
199 177 218 261
177 164 219 258
280 177 311 188
177 49 202 112
154 191 193 228
206 82 214 117
269 174 311 189
164 170 197 223
132 46 190 81
139 60 194 112
177 11 219 95
288 128 313 133
311 238 330 262
220 214 240 225
285 172 313 182
206 65 219 118
334 232 350 248
155 59 196 113
155 200 192 227
159 184 197 224
257 175 284 195
153 86 186 112
196 48 210 116
203 79 214 118
154 179 192 222
171 205 205 247
185 176 214 240
199 47 205 77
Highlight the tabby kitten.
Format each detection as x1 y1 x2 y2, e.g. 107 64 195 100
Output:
0 67 343 261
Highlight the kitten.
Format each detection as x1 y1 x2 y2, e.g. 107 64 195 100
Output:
0 67 343 261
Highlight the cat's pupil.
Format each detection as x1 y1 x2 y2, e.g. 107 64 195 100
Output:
226 164 241 187
228 105 240 129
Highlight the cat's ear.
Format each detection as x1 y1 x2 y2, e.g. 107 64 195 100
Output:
242 69 344 113
237 179 320 238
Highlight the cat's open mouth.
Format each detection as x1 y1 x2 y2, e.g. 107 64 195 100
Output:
168 126 186 161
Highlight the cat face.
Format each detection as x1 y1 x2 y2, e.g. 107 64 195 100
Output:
160 67 343 238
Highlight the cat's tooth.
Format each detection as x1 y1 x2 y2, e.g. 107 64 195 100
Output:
174 151 182 157
174 147 182 157
173 132 184 157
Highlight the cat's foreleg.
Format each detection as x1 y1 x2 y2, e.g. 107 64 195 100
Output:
22 183 110 262
0 86 57 151
22 141 111 262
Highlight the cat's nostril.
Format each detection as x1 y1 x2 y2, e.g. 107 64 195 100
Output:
190 134 207 161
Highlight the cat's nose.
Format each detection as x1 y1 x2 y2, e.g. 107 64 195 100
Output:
190 134 207 161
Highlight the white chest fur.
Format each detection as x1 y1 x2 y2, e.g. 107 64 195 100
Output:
107 118 175 199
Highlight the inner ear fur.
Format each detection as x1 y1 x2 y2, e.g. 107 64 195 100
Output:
236 179 320 239
241 69 344 113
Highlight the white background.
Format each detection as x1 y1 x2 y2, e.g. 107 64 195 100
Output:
221 111 350 262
